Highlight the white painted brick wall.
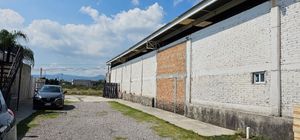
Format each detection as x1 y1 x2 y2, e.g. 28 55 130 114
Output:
131 59 142 95
115 67 122 84
110 69 117 83
121 64 131 93
110 51 157 97
280 0 300 117
142 52 157 98
190 2 272 114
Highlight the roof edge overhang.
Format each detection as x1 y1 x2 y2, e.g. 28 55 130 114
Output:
107 0 269 67
106 0 218 65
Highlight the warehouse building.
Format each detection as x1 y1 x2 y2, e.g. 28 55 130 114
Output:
106 0 300 139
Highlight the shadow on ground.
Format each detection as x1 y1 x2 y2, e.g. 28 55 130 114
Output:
17 105 75 140
62 104 75 111
39 104 76 111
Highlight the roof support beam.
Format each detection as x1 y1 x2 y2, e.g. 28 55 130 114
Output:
116 58 126 63
146 41 160 50
158 0 247 42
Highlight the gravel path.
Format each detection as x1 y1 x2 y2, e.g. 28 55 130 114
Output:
22 101 168 140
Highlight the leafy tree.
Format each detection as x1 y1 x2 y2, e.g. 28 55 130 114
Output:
45 78 60 85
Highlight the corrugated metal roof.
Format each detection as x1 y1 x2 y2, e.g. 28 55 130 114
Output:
106 0 218 64
106 0 268 67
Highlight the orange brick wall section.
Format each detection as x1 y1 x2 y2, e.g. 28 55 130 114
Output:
175 79 185 114
157 42 186 114
157 42 186 75
157 78 174 112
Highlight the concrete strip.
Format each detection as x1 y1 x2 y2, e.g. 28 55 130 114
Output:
115 99 236 137
65 95 113 102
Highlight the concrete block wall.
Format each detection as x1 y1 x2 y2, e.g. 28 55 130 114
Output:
9 64 33 110
110 68 117 83
189 1 272 115
130 59 142 95
115 66 122 85
19 64 34 100
110 51 157 98
10 64 33 99
122 64 131 93
186 104 293 140
279 0 300 117
141 52 157 98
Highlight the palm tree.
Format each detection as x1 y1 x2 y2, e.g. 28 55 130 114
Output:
0 29 34 65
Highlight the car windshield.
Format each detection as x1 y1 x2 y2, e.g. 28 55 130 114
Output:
40 86 61 92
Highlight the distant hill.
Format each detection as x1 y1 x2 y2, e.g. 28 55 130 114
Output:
32 74 105 82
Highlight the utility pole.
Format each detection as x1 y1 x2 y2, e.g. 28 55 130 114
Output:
40 68 43 78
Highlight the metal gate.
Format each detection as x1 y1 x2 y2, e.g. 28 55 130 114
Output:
103 83 120 98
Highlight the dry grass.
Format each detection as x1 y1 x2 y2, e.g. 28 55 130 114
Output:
17 110 61 139
64 88 103 96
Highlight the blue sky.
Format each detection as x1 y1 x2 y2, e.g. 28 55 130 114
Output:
0 0 199 76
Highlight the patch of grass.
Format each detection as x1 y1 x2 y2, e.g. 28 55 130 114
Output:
114 136 127 140
108 101 240 140
17 110 61 139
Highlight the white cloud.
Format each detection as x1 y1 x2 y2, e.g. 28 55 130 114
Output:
0 4 164 75
80 6 100 22
0 9 24 30
173 0 202 6
25 3 164 56
173 0 184 6
131 0 139 6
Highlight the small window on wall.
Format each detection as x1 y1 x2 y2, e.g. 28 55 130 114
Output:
253 71 266 84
